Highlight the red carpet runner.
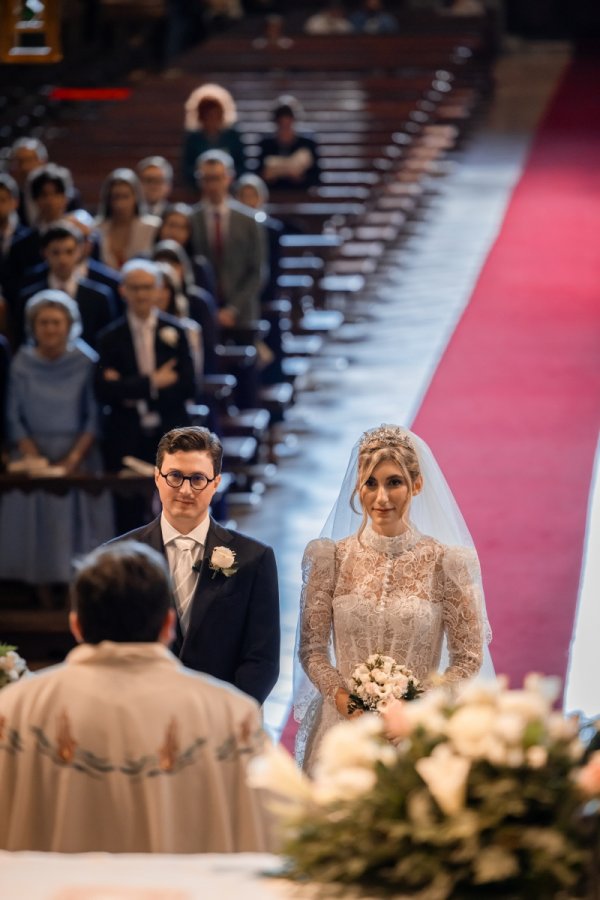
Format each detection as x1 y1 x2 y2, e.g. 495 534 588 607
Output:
412 56 600 689
281 56 600 751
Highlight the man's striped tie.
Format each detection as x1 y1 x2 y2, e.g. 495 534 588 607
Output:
172 536 199 632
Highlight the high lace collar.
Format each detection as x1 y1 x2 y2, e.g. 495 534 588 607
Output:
361 522 421 555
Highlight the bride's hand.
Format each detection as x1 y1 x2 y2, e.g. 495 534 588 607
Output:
334 688 362 719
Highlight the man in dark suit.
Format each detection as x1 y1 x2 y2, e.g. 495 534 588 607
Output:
19 223 115 348
2 164 76 319
190 150 265 329
113 425 280 705
96 259 195 531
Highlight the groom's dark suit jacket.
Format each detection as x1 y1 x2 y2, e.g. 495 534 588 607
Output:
115 516 280 705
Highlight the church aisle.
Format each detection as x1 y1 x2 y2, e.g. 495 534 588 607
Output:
226 44 573 739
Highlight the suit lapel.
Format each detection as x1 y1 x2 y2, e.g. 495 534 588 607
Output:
183 519 234 648
121 321 139 375
142 517 165 555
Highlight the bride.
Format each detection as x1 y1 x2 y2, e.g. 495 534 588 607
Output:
294 424 493 771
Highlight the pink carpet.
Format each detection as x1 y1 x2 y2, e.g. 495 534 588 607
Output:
412 57 600 688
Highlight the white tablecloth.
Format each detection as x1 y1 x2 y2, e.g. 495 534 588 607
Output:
0 852 301 899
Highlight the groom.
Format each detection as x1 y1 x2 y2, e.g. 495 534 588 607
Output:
112 426 280 704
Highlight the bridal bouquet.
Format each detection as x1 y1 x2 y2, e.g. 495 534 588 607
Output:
347 653 422 714
250 676 600 899
0 644 28 689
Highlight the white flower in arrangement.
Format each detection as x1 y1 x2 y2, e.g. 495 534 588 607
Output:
209 546 237 578
444 703 497 760
316 714 396 776
455 674 509 706
247 742 313 808
492 710 528 746
548 710 581 743
415 742 471 816
255 673 600 898
158 326 179 347
523 672 562 704
0 645 28 689
526 745 548 769
496 688 549 722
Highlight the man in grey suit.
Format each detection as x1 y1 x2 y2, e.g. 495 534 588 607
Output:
190 150 264 329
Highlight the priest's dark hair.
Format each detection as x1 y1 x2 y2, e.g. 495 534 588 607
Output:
71 542 172 643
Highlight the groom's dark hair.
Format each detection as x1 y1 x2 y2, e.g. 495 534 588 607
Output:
156 425 223 475
71 542 172 643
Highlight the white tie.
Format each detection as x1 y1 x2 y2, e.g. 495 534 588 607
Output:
171 537 199 632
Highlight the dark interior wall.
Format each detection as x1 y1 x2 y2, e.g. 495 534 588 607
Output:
506 0 600 38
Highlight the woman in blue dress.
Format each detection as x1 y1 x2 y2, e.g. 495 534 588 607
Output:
0 290 113 593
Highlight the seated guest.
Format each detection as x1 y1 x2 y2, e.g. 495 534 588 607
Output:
158 202 217 299
18 223 115 349
0 541 271 853
182 83 246 188
350 0 399 33
94 168 160 271
152 239 218 374
95 260 194 530
136 155 174 218
252 13 294 50
0 291 113 600
258 96 321 192
304 1 352 33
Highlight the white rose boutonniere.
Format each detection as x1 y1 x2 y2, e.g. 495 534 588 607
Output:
209 546 237 578
159 326 179 348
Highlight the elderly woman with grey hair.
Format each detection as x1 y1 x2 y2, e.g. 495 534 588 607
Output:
0 290 113 597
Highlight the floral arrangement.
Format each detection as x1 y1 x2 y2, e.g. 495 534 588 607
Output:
209 546 237 578
250 676 600 899
0 644 28 689
348 653 422 714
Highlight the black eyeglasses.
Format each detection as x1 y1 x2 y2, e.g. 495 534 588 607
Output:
159 470 216 492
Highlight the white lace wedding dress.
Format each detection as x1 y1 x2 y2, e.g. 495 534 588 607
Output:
297 523 484 771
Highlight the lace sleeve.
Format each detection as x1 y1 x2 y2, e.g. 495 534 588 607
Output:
298 538 346 702
439 545 485 682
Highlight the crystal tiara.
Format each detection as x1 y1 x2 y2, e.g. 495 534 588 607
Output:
358 424 414 454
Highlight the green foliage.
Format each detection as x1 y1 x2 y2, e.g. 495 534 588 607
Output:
283 730 599 899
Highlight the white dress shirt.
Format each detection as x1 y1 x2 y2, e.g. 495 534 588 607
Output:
48 270 79 298
127 309 160 429
161 512 210 575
